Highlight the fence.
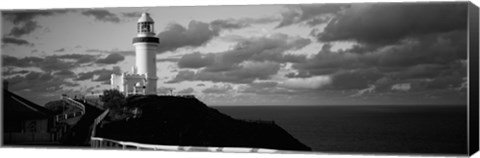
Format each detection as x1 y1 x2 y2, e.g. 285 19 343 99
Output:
90 137 280 153
55 111 84 122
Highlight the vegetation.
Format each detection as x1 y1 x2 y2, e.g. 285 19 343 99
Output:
96 95 312 151
99 89 129 120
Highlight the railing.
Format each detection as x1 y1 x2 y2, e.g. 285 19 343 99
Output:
90 137 280 153
55 111 84 122
62 96 86 112
91 109 110 137
54 96 87 122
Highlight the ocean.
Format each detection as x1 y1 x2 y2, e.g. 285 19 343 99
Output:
213 105 467 155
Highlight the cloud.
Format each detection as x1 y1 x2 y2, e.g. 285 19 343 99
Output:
178 88 194 94
8 21 39 37
170 34 310 84
3 10 68 24
4 71 79 102
277 4 349 28
330 69 383 90
203 33 309 72
3 54 98 72
86 49 135 56
157 87 175 94
350 85 376 97
96 53 125 64
157 18 267 53
2 37 32 46
202 85 232 94
121 11 142 18
53 70 76 78
210 19 250 31
238 81 282 94
54 48 65 52
177 52 215 68
292 30 467 92
3 69 30 76
316 3 467 46
238 17 281 24
3 10 70 37
170 61 281 84
279 76 332 89
74 66 121 82
391 83 411 91
157 57 181 63
157 21 219 53
81 9 120 23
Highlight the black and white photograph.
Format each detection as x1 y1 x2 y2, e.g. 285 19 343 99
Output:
1 1 479 157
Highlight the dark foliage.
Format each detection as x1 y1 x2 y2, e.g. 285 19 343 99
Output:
96 95 311 151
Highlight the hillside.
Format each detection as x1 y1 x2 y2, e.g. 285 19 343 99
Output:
95 95 311 151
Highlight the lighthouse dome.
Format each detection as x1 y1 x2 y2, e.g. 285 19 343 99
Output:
137 12 154 23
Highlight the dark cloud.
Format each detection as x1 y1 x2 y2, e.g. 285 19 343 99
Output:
294 30 467 77
3 10 70 37
157 57 181 63
277 4 349 28
157 21 219 53
4 71 79 96
2 37 32 46
177 52 215 68
317 3 467 46
81 10 120 23
3 70 81 105
2 54 98 72
3 55 43 67
156 18 267 53
170 34 310 84
3 10 68 24
8 21 39 37
203 34 309 72
53 70 76 78
74 66 121 82
96 53 125 64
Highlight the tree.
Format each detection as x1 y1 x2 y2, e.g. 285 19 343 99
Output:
100 89 126 109
99 89 127 120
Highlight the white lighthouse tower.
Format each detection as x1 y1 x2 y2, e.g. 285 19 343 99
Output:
133 12 159 94
110 12 159 95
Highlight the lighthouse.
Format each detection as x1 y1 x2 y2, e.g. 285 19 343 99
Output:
133 12 159 94
110 12 159 95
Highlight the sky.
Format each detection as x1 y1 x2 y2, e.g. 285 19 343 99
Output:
1 2 469 106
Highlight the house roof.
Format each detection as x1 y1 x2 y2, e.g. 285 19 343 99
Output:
3 89 54 120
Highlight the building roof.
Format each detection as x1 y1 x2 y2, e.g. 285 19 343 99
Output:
137 12 154 23
3 89 54 120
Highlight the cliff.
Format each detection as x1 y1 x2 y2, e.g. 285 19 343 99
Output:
95 95 311 151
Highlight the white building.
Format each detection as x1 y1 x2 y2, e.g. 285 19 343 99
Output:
111 12 159 95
